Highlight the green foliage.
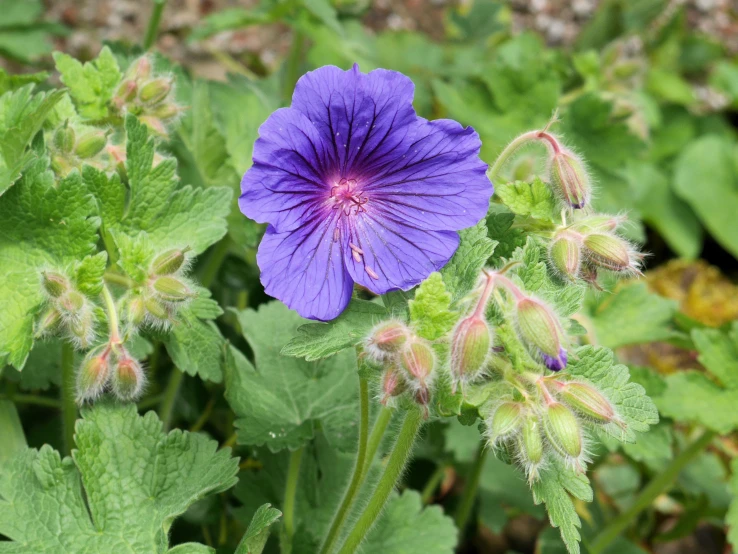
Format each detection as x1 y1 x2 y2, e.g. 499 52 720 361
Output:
235 504 282 554
0 0 64 63
495 178 558 221
409 273 457 341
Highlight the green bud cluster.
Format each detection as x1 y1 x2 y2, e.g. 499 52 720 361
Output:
76 343 145 403
111 55 181 136
49 120 111 177
37 270 97 349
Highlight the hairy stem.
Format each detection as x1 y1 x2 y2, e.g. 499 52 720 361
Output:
283 446 305 541
360 405 393 481
60 342 77 455
101 285 121 344
336 408 423 554
320 378 370 554
421 463 448 504
589 430 716 554
454 442 489 531
143 0 167 50
488 130 560 180
103 271 134 288
158 368 183 431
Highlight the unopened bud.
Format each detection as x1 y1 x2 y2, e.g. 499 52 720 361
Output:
127 295 146 327
145 297 170 321
75 131 107 159
112 354 144 400
400 338 435 385
139 78 172 104
76 351 110 402
42 271 69 298
68 310 96 349
365 320 409 360
488 402 523 442
58 290 85 315
414 386 431 418
51 154 73 176
550 150 590 209
544 402 582 459
380 367 406 405
128 56 152 81
150 103 179 120
153 276 192 303
570 214 625 233
583 233 634 272
515 297 567 371
139 115 167 136
53 124 76 154
35 308 61 337
450 316 491 382
113 79 137 108
520 412 544 465
549 232 581 280
151 247 189 275
555 381 616 424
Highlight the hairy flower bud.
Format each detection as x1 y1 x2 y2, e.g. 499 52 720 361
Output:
139 78 172 104
42 271 69 298
76 350 110 402
151 247 189 275
113 79 138 109
400 338 435 386
139 115 167 136
549 150 591 209
570 214 625 233
75 131 107 159
51 154 73 176
488 402 523 443
549 231 581 280
35 307 61 337
450 315 492 385
127 56 152 81
112 354 144 400
515 297 567 371
58 290 85 316
365 320 409 360
53 124 75 154
152 276 192 303
150 103 179 120
68 310 96 349
521 412 544 466
127 295 146 328
544 402 582 460
582 233 635 273
554 381 616 424
145 297 170 321
380 367 406 405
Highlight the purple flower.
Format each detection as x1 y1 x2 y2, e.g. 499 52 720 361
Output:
542 347 568 372
240 65 492 320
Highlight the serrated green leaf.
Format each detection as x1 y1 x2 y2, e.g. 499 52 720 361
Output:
2 339 62 391
692 322 738 389
0 402 238 553
486 209 526 262
74 252 107 296
53 47 121 121
0 161 98 369
495 178 557 220
441 219 496 303
0 399 26 462
281 298 387 361
235 503 281 554
225 302 359 452
163 313 225 384
565 346 658 442
621 422 673 471
409 273 457 341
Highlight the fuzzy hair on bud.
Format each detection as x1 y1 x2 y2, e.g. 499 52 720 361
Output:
518 411 545 482
486 401 524 445
35 307 61 338
450 315 492 391
53 124 75 154
582 232 642 274
548 231 582 280
112 354 145 400
126 295 146 329
139 78 173 105
144 297 172 327
364 320 410 361
42 271 69 298
76 349 111 403
74 130 108 159
515 296 567 371
570 214 626 233
152 275 193 303
552 381 618 424
151 247 191 276
549 149 591 210
399 337 435 387
544 402 586 469
379 367 406 406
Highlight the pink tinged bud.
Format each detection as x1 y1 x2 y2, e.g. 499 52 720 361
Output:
35 308 61 337
152 276 192 303
488 402 523 442
400 338 435 385
139 78 172 104
450 316 492 381
549 232 581 280
127 296 146 327
42 271 69 298
113 80 137 108
139 115 167 136
76 352 110 402
150 103 179 120
515 297 566 368
550 150 591 209
583 233 633 272
544 402 582 459
366 320 409 358
380 368 406 405
556 381 616 423
58 290 85 316
113 355 144 400
128 56 152 81
414 386 431 418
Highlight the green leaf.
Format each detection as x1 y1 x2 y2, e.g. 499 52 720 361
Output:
495 178 557 221
303 0 343 35
0 399 26 462
621 422 673 472
409 273 457 341
74 252 107 296
531 459 593 554
53 46 121 121
441 219 496 303
2 339 62 391
674 135 738 259
0 161 98 369
0 402 238 553
565 346 659 443
726 458 738 549
235 504 282 554
225 302 359 452
0 68 48 95
691 322 738 389
486 209 525 263
585 283 679 348
281 298 387 361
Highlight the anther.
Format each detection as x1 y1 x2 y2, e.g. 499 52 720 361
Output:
365 267 379 279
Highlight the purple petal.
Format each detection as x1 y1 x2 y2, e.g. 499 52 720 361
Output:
542 347 568 372
240 108 332 232
364 119 491 231
256 213 353 321
342 211 459 294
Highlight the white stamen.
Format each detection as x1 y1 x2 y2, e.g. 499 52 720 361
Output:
365 267 379 279
349 243 364 254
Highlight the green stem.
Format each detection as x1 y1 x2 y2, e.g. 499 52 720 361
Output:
198 237 231 289
1 394 62 409
589 430 716 554
143 0 167 50
320 379 370 554
336 408 423 554
137 393 165 411
101 285 120 343
60 342 77 455
488 130 557 180
158 369 183 431
103 271 134 288
421 463 447 504
454 442 489 531
283 446 305 541
283 30 305 102
360 406 393 481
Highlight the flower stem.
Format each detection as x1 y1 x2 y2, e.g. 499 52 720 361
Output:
104 271 134 288
488 130 560 180
320 378 370 554
199 236 231 289
421 463 448 504
283 29 305 102
454 442 489 531
101 285 121 344
336 407 423 554
60 342 77 455
143 0 167 50
283 446 305 541
1 394 62 409
158 368 183 431
589 430 716 554
360 406 393 481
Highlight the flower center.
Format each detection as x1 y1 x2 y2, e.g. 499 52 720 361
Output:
330 178 367 216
